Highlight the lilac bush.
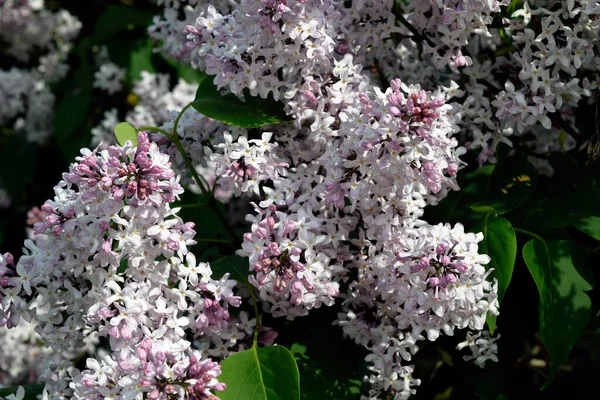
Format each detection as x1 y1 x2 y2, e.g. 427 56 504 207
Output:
1 1 600 399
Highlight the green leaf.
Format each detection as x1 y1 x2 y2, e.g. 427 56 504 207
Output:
191 78 291 128
523 188 600 241
472 216 516 334
114 122 138 147
217 345 300 400
289 342 362 400
522 239 594 388
127 38 156 82
0 384 45 400
210 255 249 284
481 155 538 214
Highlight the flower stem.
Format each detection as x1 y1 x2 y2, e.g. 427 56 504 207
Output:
136 126 171 137
513 227 544 241
247 282 261 348
167 103 211 198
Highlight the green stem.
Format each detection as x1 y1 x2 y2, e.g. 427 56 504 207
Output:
514 227 544 241
170 104 242 246
173 102 193 134
171 135 211 197
136 126 170 137
165 103 211 197
248 283 261 348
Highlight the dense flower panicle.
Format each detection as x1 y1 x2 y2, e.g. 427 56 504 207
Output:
0 0 81 144
1 133 233 398
181 0 396 107
144 1 502 396
0 68 55 144
0 0 81 64
71 337 225 400
336 222 498 399
149 0 238 61
0 318 53 388
383 0 600 164
233 75 463 319
338 222 498 346
403 0 511 71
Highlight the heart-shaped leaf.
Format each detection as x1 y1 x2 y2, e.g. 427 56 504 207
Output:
114 122 138 147
473 216 516 334
217 345 300 400
523 239 594 388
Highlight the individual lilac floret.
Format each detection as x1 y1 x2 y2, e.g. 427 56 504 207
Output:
456 330 500 368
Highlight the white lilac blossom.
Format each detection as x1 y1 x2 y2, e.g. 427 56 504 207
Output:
129 72 197 128
0 0 81 66
182 0 397 108
402 0 511 72
208 131 288 197
145 1 501 397
92 62 126 95
148 0 238 61
380 1 600 163
456 330 500 368
0 302 47 387
0 133 234 398
0 68 55 144
337 222 498 398
0 0 81 144
233 76 464 317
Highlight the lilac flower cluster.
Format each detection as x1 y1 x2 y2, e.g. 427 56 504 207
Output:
387 1 600 164
182 0 396 107
337 223 497 398
403 0 511 71
2 0 558 397
136 1 502 397
1 133 235 399
0 0 81 144
149 0 238 62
